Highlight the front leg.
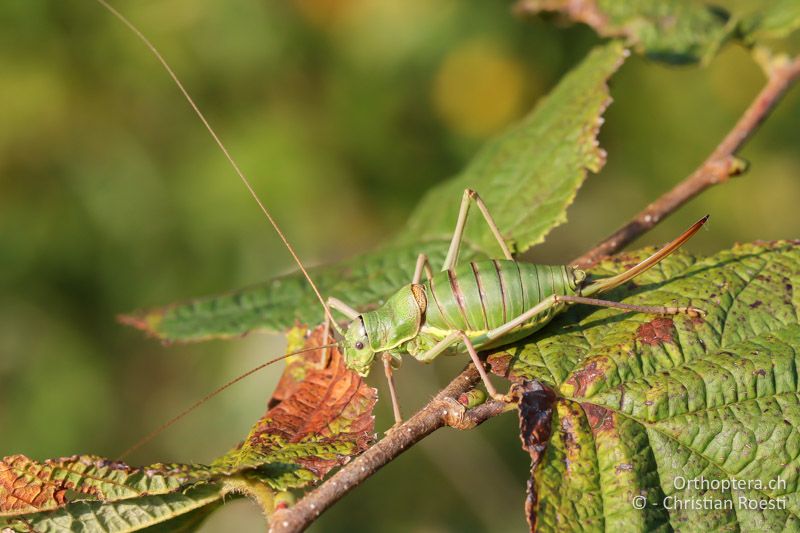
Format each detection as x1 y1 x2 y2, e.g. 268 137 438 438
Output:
327 297 359 320
321 296 360 368
382 353 403 426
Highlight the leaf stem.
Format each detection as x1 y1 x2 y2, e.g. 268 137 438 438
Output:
223 475 275 519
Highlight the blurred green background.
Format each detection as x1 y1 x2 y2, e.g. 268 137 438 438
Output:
1 1 799 531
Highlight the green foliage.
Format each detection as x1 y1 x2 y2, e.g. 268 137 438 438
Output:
0 454 223 531
122 42 626 343
518 0 800 63
0 485 223 533
0 331 375 531
735 0 800 42
493 241 800 531
518 0 732 64
121 241 453 342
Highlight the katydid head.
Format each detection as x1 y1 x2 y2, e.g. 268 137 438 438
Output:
341 284 427 376
343 316 377 377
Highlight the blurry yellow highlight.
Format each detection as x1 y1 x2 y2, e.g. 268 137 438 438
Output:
292 0 357 28
433 39 527 138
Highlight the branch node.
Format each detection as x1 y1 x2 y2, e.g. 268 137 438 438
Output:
727 156 749 178
440 397 472 429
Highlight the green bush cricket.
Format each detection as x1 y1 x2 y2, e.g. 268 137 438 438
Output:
327 189 707 424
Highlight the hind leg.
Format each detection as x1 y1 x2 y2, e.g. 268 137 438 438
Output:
442 189 513 270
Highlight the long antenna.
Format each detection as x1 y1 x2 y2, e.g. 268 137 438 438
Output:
94 0 336 328
118 343 337 459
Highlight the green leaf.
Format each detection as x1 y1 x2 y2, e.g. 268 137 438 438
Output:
491 241 800 531
136 497 223 533
516 0 732 64
0 455 216 517
0 484 223 533
120 241 452 342
123 42 626 344
0 455 224 532
517 0 800 63
732 0 800 43
402 42 625 256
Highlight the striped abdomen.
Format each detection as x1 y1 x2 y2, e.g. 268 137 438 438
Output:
422 260 579 334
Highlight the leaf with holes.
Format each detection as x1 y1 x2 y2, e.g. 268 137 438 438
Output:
490 240 800 531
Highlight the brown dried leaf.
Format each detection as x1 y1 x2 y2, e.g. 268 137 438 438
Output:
516 381 557 532
267 324 329 409
213 325 377 486
0 454 211 517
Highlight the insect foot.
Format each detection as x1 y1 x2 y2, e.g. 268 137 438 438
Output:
491 392 515 403
493 382 528 404
686 306 706 318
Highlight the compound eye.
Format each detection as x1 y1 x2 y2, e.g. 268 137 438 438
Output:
355 341 364 350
